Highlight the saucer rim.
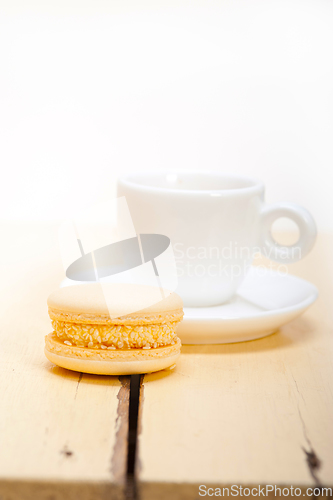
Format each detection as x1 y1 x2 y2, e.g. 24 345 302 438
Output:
182 270 318 322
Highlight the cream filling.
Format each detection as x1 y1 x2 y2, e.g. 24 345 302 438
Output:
51 319 180 349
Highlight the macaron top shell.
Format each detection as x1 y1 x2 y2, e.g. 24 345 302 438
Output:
48 283 183 324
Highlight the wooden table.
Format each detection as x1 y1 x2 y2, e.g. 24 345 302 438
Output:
1 223 332 499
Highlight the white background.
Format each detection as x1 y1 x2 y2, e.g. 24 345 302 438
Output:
1 0 332 230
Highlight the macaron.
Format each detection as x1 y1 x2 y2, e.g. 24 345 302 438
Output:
45 283 183 375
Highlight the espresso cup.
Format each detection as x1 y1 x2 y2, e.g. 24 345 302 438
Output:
117 172 317 307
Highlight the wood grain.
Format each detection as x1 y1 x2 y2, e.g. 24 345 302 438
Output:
0 223 129 500
136 234 333 499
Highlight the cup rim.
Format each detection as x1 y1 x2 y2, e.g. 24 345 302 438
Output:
118 170 265 196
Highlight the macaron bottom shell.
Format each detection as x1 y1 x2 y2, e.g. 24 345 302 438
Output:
44 333 181 375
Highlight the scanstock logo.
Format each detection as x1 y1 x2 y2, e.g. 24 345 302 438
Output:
58 197 178 317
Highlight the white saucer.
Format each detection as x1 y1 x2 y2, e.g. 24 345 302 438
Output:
178 267 318 344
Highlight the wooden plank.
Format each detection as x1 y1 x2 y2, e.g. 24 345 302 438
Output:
136 234 333 499
0 223 129 500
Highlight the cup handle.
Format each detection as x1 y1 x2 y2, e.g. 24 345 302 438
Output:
260 202 317 264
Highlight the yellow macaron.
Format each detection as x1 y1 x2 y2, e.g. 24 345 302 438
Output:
44 283 183 375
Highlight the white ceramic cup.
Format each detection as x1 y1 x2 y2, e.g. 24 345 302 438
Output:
117 172 317 307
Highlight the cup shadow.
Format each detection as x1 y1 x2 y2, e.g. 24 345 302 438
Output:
181 316 316 355
144 316 317 383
